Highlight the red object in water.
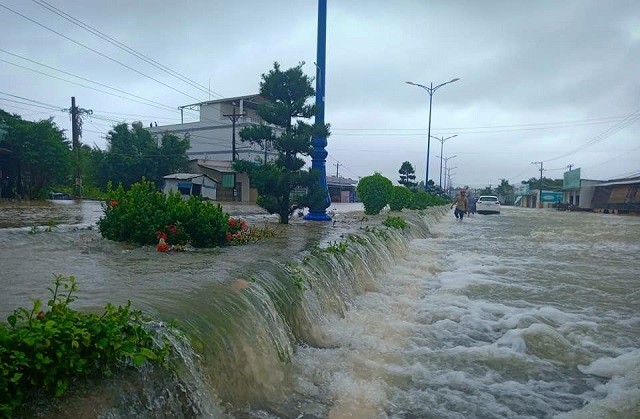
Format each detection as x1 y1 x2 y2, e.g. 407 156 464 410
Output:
156 238 169 252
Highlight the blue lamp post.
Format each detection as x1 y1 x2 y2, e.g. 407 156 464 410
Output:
305 0 332 221
406 78 460 192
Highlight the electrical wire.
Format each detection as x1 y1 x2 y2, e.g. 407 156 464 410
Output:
0 49 190 114
542 109 640 163
31 0 224 100
0 2 204 102
331 115 634 136
0 91 64 110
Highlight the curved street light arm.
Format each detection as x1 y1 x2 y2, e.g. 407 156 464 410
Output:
433 77 461 93
431 134 458 142
405 81 431 92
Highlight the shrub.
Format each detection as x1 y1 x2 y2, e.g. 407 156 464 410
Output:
356 173 393 215
389 185 413 211
0 275 169 417
98 179 229 248
408 190 447 209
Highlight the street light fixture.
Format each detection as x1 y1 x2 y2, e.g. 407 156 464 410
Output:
431 134 457 190
406 78 460 192
437 155 457 193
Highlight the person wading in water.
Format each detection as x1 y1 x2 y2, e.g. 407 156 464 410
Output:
451 189 469 220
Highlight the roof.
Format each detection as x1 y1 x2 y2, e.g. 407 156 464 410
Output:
327 176 358 186
163 172 213 180
194 159 235 173
594 178 640 187
178 94 263 110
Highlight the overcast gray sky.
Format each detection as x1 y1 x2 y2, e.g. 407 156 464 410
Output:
1 0 638 188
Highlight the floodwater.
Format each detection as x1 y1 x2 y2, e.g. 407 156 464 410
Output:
0 200 638 418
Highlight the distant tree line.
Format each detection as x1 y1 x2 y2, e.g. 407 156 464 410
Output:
0 109 189 199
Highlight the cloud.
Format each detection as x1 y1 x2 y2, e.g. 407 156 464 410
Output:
0 0 638 187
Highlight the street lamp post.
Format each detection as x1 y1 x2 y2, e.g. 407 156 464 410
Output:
432 134 457 191
406 78 460 192
304 0 331 221
438 155 457 193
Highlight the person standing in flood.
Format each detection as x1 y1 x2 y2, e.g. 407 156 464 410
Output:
450 189 469 220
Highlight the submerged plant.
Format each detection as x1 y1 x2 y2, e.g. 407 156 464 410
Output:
325 241 348 254
44 219 58 232
382 216 407 230
361 225 389 240
347 234 367 245
0 275 170 417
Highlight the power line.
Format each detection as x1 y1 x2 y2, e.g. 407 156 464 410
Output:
332 114 632 132
331 115 635 136
0 91 64 110
0 96 62 112
0 2 204 102
31 0 224 99
543 109 640 163
0 51 186 113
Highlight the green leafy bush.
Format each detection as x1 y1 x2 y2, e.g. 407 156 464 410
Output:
97 179 229 247
408 190 447 209
356 173 393 215
382 216 407 230
0 275 169 417
389 185 413 211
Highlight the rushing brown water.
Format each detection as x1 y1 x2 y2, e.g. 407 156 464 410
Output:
0 200 638 418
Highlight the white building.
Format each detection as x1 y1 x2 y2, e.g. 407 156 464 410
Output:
147 94 275 162
148 94 281 203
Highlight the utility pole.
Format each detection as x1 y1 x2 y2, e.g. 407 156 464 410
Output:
532 161 544 188
68 97 92 197
223 106 246 162
334 161 341 177
532 161 544 207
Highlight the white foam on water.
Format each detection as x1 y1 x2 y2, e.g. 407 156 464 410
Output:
555 350 640 418
290 208 639 418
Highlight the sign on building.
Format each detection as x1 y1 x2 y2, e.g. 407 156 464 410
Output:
540 191 564 202
563 168 581 189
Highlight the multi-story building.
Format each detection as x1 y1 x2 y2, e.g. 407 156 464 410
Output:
147 94 277 202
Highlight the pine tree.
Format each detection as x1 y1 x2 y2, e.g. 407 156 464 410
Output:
234 62 330 224
398 161 417 187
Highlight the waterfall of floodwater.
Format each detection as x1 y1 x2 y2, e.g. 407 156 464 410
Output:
0 200 638 418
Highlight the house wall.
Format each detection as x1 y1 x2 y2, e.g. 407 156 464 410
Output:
186 161 253 203
148 121 272 162
163 176 217 200
200 177 217 200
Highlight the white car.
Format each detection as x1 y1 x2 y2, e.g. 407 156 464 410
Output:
476 195 501 214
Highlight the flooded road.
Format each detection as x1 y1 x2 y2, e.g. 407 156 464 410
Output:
0 201 638 418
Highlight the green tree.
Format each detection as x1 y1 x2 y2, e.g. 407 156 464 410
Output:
96 122 189 190
479 186 494 196
356 173 393 215
522 176 562 190
496 178 514 204
398 161 417 187
234 62 329 224
0 110 72 198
